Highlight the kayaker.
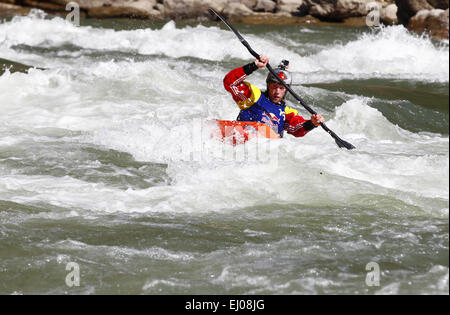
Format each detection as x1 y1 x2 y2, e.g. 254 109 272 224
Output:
224 55 325 138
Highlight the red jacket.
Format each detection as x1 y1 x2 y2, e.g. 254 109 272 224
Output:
224 65 316 138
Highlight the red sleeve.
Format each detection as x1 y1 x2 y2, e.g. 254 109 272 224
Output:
223 67 253 104
284 112 316 138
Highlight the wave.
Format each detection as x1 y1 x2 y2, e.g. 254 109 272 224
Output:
302 26 449 83
0 11 448 217
1 76 448 216
1 11 448 83
81 98 448 216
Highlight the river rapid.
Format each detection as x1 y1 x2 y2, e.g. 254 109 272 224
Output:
0 11 448 295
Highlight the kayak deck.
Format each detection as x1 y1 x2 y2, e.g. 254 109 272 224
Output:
212 120 280 145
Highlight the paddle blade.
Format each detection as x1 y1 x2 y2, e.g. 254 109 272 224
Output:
335 137 356 150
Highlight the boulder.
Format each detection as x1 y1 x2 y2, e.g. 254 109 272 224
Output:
304 0 377 21
426 0 449 9
0 2 32 16
0 0 419 25
381 3 398 24
163 0 229 19
254 0 277 12
394 0 433 26
0 0 163 18
230 0 258 10
38 0 108 9
409 8 449 39
20 0 65 11
276 0 305 16
86 0 162 19
223 2 255 17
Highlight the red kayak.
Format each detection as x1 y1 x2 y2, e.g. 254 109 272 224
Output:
212 120 280 145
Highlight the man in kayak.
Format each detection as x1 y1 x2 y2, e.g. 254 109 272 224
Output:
224 55 325 138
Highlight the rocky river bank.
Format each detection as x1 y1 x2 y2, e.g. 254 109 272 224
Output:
0 0 448 39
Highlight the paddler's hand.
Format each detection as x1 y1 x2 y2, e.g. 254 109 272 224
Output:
255 55 269 69
311 114 325 127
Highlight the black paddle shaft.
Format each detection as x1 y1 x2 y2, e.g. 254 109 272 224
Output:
209 8 356 150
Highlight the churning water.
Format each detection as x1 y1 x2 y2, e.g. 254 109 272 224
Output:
0 11 448 294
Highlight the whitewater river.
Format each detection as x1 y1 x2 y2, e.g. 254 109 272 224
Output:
0 11 448 295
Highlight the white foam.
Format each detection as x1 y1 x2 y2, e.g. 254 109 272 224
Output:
0 13 448 217
1 82 447 216
301 26 449 83
1 13 448 82
142 279 191 291
48 239 194 262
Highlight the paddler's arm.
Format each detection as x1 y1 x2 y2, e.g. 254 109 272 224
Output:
284 107 326 138
223 57 268 110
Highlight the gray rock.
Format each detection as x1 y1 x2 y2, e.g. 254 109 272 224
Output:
381 3 398 24
0 2 32 16
304 0 376 21
1 0 163 18
163 0 229 19
0 0 405 24
87 0 162 19
395 0 433 26
254 0 277 12
276 0 305 16
409 8 449 39
223 2 255 17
